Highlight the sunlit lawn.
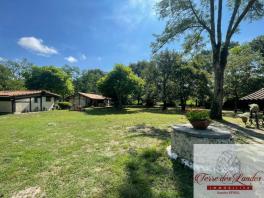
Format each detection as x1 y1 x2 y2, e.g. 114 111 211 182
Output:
0 107 249 197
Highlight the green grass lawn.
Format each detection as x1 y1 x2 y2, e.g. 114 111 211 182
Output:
0 108 194 198
0 107 250 197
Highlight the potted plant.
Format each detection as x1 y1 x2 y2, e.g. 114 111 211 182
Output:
186 110 211 130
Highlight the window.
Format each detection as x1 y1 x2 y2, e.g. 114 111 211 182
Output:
46 96 52 102
34 97 38 103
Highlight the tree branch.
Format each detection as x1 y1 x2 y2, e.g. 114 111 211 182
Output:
187 0 212 35
225 0 241 43
210 0 216 45
152 22 203 53
217 0 223 45
230 0 257 38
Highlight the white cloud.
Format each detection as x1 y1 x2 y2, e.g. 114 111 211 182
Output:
18 37 58 56
65 56 78 63
80 54 87 60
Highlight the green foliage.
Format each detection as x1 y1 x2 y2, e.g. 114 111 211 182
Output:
0 59 32 90
97 64 144 108
58 101 72 110
75 69 105 93
129 61 151 104
152 50 181 109
3 58 32 79
62 65 80 80
129 61 150 78
141 61 159 107
186 110 210 122
24 66 74 98
250 35 264 57
224 44 264 104
153 0 264 119
0 64 14 90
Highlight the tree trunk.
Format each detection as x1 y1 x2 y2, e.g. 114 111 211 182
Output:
162 100 167 111
234 93 239 114
210 65 224 119
180 98 186 112
116 94 123 109
210 47 228 120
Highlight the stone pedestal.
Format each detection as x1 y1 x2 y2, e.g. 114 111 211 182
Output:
169 124 233 167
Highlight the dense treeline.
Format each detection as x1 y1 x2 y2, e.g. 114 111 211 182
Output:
0 35 264 109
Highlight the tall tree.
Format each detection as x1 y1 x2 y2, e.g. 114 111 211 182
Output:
97 64 144 108
129 61 150 78
224 44 264 109
153 50 182 110
4 58 32 79
76 69 105 93
153 0 264 119
187 54 212 107
0 58 32 90
129 61 151 104
62 65 80 80
250 35 264 56
0 64 24 90
24 66 74 98
141 62 159 107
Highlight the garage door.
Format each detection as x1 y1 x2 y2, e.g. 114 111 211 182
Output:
15 99 30 113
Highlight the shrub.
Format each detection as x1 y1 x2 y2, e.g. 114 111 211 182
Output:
186 110 210 122
58 101 72 110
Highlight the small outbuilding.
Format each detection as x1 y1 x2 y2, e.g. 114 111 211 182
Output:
68 92 110 110
0 90 60 114
240 88 264 110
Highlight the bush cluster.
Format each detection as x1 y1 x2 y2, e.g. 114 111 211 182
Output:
58 102 72 110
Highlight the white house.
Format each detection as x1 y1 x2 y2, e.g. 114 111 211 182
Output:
68 92 110 110
0 90 60 114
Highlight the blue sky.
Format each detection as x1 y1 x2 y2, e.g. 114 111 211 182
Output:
0 0 264 72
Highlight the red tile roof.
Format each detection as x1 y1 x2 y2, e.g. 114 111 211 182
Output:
0 90 60 97
240 88 264 101
79 92 106 100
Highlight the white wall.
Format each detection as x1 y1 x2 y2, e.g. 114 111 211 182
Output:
31 97 40 112
31 96 55 111
0 96 56 113
15 98 30 113
42 96 55 111
15 96 55 113
70 95 88 110
0 101 12 113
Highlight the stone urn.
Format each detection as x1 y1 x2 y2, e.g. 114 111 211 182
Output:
186 110 211 130
190 120 211 130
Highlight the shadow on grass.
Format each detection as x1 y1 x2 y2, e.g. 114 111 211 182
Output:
0 112 9 116
136 107 183 115
84 106 184 116
84 107 141 115
220 120 264 140
127 124 171 140
118 148 193 198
